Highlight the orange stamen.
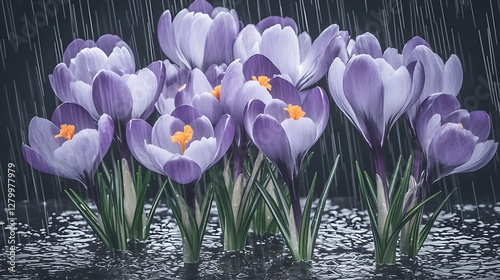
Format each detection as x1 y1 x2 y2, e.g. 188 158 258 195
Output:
211 85 221 100
170 125 194 154
284 104 305 120
252 75 272 90
54 124 76 140
177 84 186 92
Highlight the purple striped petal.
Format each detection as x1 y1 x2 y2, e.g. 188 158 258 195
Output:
192 92 223 125
468 111 491 142
164 155 202 184
184 137 217 172
188 0 214 14
69 48 109 84
242 54 281 81
351 33 383 58
243 99 265 142
264 99 289 123
28 117 64 161
202 12 238 70
97 114 114 163
268 77 301 105
172 105 203 125
51 103 96 133
256 16 298 34
127 119 164 174
63 39 96 66
92 70 133 122
301 86 330 137
442 54 463 96
152 114 185 153
22 145 57 175
452 140 498 174
213 114 235 163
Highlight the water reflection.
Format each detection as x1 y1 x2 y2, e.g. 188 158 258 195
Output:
1 199 499 279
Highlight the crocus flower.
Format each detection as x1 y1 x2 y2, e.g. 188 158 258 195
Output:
220 54 281 147
157 0 240 71
49 35 166 123
234 16 349 90
21 103 114 206
244 81 329 229
401 36 463 129
157 62 226 125
415 93 498 184
126 105 234 184
328 53 415 155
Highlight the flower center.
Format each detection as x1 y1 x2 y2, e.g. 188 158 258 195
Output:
284 104 305 120
171 125 194 154
211 85 221 100
252 75 272 90
54 124 75 140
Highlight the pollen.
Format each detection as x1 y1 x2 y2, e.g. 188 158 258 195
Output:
252 75 272 90
177 84 186 92
54 124 76 140
284 104 305 120
171 125 194 154
211 85 221 100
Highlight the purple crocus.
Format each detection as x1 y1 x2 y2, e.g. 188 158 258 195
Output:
220 54 280 147
234 16 349 90
415 93 497 185
328 51 417 182
157 62 226 125
402 36 463 129
126 105 234 185
49 35 166 124
243 81 329 231
21 103 114 207
157 0 240 71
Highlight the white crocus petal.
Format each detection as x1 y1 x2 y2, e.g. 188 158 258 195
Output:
184 137 217 172
123 69 158 118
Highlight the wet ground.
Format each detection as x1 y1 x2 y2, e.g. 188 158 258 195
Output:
1 198 499 279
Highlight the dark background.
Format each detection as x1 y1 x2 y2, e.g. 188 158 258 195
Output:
0 0 499 209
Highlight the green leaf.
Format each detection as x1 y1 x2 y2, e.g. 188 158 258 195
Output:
417 188 456 251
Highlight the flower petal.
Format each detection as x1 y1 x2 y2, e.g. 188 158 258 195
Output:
70 48 109 84
381 65 412 131
202 11 238 70
123 68 158 119
184 137 217 172
242 54 281 81
22 145 57 175
252 114 293 177
264 99 289 123
63 39 96 66
351 33 382 58
301 86 330 138
53 129 101 181
260 25 300 83
468 111 491 142
213 114 235 163
189 115 215 141
92 70 133 122
126 119 163 174
97 114 114 163
427 123 475 182
51 103 96 133
152 114 185 153
157 10 186 68
452 140 498 174
108 46 136 76
243 99 265 142
146 144 175 174
171 104 203 125
192 92 223 125
233 25 261 62
188 0 214 14
163 155 202 184
281 117 317 165
256 16 298 34
442 54 463 96
28 117 63 161
50 63 75 102
268 77 301 105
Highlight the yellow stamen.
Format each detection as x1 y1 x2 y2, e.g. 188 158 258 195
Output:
171 125 194 154
177 84 186 92
54 124 76 140
211 85 221 100
252 75 272 90
284 104 305 120
458 122 463 128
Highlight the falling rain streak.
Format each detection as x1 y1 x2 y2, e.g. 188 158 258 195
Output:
0 0 499 277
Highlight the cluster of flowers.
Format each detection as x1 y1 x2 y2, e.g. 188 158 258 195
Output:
22 0 497 264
